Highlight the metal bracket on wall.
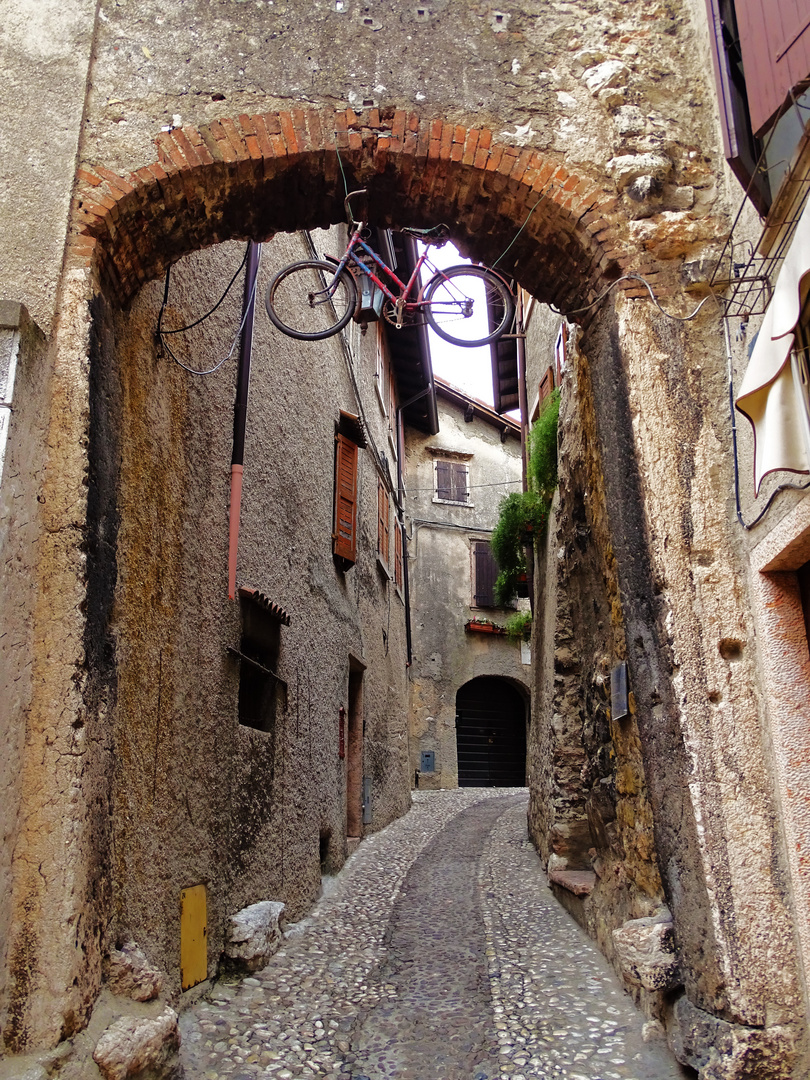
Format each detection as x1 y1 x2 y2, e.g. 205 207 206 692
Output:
362 777 372 824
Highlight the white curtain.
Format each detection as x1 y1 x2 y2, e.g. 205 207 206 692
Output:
736 197 810 494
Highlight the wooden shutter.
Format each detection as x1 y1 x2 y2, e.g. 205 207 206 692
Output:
435 459 452 500
554 328 566 383
436 460 469 503
377 479 390 565
704 0 772 211
735 0 810 136
394 521 403 590
538 365 555 408
334 433 358 564
451 463 468 503
473 542 498 607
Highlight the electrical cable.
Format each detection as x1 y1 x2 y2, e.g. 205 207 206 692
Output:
551 273 718 321
157 245 256 375
491 191 552 269
335 142 351 200
159 246 249 335
403 478 523 494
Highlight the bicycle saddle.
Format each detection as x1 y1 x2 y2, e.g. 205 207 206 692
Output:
399 224 450 244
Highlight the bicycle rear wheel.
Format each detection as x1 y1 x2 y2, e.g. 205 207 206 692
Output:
265 261 357 340
424 265 514 347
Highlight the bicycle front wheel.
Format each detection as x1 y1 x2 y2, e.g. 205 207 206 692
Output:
424 265 514 347
265 261 357 340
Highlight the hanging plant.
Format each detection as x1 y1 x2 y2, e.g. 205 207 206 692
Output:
491 389 560 606
505 610 532 641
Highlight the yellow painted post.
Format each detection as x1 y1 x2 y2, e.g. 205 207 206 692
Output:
180 884 208 990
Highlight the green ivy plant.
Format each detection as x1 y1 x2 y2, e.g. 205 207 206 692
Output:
491 389 560 606
505 610 532 641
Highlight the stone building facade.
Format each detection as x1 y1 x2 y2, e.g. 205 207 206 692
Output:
405 379 529 790
2 0 810 1076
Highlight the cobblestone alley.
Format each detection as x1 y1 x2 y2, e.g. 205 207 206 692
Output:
179 790 687 1080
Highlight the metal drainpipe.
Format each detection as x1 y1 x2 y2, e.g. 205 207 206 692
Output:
396 405 413 666
228 240 261 599
516 289 530 491
515 289 533 612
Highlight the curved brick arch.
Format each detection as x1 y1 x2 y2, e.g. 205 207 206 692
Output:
70 108 635 310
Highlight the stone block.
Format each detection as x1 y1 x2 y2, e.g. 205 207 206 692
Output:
670 996 796 1080
613 105 645 135
582 60 630 95
612 911 681 991
608 152 673 189
108 942 164 1002
224 900 286 973
548 869 596 896
93 1007 181 1080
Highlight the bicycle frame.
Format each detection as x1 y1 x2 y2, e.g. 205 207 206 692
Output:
322 224 448 321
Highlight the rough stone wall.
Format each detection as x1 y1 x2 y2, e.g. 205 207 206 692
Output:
0 0 97 332
97 230 410 995
405 391 528 788
528 323 666 1007
0 304 52 1050
2 0 809 1073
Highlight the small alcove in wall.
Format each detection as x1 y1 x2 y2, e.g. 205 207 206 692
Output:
230 587 290 733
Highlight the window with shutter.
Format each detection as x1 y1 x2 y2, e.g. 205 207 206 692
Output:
434 459 470 504
334 432 359 565
538 365 555 409
704 0 772 211
734 0 810 137
394 520 403 591
472 541 499 608
377 479 390 568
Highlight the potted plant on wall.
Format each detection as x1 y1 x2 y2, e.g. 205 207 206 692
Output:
491 389 560 606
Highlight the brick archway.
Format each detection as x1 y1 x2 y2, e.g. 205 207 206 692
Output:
70 107 635 311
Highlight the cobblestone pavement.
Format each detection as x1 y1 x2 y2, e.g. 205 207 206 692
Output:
179 789 687 1080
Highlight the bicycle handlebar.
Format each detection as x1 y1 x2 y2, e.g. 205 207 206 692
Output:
344 189 368 222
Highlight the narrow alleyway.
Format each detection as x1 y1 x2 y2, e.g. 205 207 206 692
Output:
179 791 687 1080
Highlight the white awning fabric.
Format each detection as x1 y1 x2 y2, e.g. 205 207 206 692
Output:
736 197 810 494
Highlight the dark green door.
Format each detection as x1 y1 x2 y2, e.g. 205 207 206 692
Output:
456 677 526 787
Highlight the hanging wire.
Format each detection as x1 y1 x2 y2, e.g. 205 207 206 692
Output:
335 141 351 200
550 272 718 321
491 192 552 269
157 244 259 375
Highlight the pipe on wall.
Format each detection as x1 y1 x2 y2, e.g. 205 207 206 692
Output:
228 240 262 599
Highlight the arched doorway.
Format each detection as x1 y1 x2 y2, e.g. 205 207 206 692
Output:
456 677 527 787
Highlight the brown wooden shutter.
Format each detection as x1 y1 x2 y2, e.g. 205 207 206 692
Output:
435 459 452 500
334 433 358 564
473 542 498 607
704 0 772 212
394 520 403 590
377 479 389 564
735 0 810 136
538 365 555 408
450 463 468 503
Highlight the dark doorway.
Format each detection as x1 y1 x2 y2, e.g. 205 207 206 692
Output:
455 677 527 787
346 662 364 840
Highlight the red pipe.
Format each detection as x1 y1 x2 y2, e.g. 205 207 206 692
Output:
228 241 261 599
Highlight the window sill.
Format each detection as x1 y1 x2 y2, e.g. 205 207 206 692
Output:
376 555 390 579
432 497 474 508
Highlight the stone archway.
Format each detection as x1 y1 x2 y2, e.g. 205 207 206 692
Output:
5 94 804 1076
70 108 637 311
